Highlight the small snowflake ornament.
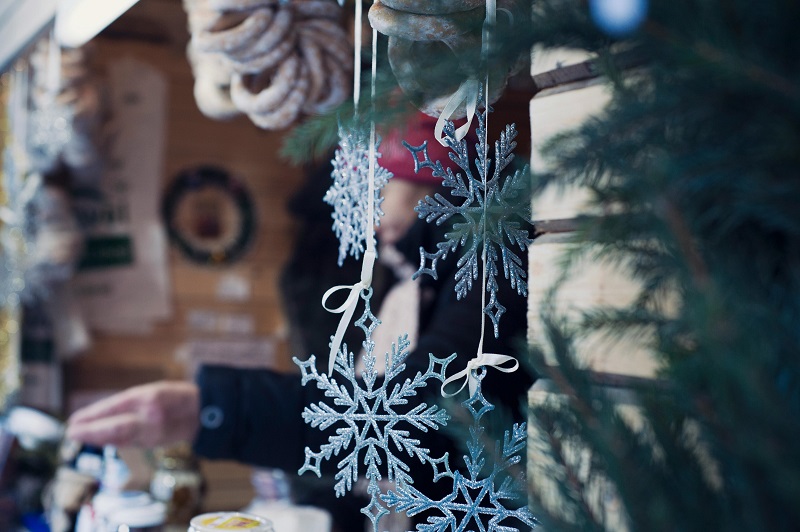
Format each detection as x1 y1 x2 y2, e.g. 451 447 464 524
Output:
28 101 74 173
383 370 538 531
405 106 533 337
293 290 455 530
324 124 393 266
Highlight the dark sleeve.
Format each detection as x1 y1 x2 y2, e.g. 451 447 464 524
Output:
191 362 402 473
192 365 310 470
401 216 534 419
410 273 533 418
193 224 533 471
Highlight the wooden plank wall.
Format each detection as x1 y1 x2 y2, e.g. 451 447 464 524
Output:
527 47 659 378
526 47 659 528
53 0 536 514
62 0 307 510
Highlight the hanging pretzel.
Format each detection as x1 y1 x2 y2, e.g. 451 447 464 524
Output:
183 0 352 130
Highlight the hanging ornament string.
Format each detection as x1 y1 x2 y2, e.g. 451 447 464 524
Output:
432 0 498 146
441 0 519 397
352 0 362 113
433 78 479 147
441 352 518 397
321 19 381 376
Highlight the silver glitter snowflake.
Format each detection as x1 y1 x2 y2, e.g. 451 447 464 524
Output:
405 107 532 337
324 125 392 266
0 144 28 309
292 290 455 530
28 101 74 173
383 373 538 531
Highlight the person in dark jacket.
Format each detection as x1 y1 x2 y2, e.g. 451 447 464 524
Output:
65 113 534 530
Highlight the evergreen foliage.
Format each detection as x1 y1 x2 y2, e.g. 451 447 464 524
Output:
526 0 800 530
283 0 800 528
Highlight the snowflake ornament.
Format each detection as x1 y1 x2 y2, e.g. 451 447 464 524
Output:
324 124 393 266
28 101 74 173
293 290 455 530
405 107 533 338
383 371 538 531
1 141 38 307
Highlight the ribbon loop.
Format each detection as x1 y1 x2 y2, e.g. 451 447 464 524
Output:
360 248 375 286
0 206 17 225
434 78 480 147
322 250 376 375
441 352 519 398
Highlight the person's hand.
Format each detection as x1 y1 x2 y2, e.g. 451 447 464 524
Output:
65 381 200 448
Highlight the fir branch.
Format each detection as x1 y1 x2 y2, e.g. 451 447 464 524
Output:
643 21 800 101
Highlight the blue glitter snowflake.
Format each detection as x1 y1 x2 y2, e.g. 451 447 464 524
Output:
324 125 392 266
383 373 538 531
292 290 455 530
404 107 532 337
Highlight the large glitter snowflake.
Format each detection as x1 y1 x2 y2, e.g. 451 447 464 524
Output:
383 374 538 531
404 107 532 337
292 290 455 530
324 125 393 266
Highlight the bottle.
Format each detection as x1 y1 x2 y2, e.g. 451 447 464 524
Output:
75 446 154 532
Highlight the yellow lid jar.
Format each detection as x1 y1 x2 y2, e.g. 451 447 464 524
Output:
188 512 274 532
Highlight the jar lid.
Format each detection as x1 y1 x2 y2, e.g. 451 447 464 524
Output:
93 491 152 515
4 406 64 449
189 512 273 531
108 501 167 527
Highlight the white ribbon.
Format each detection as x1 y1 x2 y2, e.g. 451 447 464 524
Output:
441 353 519 398
433 0 496 148
320 0 379 376
486 0 497 26
352 0 363 110
322 249 376 375
434 78 480 147
438 0 520 400
0 207 17 225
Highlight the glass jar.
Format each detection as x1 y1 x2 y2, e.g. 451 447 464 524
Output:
188 512 273 532
243 468 332 532
150 444 204 527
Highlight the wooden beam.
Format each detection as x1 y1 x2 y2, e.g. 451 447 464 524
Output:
102 0 189 49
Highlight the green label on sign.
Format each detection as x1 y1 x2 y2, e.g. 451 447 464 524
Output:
78 236 135 270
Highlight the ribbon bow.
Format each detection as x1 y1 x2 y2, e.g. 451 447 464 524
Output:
441 352 519 397
433 0 498 148
321 249 376 375
434 78 480 148
0 206 17 225
0 173 41 225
